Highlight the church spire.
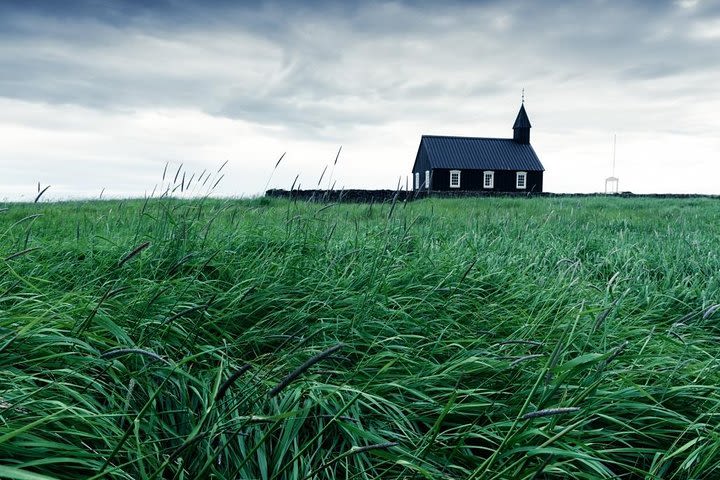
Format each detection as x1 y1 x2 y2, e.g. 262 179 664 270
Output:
512 96 531 144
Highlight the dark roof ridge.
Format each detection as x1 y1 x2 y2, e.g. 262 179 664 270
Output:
421 135 515 141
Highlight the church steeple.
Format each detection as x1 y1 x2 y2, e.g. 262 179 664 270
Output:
512 95 532 144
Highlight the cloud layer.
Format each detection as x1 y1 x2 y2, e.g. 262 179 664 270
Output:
1 0 719 199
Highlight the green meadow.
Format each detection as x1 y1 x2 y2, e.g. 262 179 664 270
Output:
2 195 720 479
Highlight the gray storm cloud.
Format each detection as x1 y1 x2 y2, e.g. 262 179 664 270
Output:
1 0 719 199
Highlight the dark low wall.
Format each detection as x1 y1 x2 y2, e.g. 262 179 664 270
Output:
266 189 720 203
267 189 421 203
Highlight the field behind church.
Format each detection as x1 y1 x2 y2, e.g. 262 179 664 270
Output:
2 195 720 479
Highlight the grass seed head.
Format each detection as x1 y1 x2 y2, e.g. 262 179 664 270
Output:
703 304 720 319
100 348 168 364
522 407 581 420
269 343 344 397
215 364 252 401
118 241 150 267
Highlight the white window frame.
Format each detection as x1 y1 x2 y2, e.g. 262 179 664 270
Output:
449 170 461 188
483 171 494 189
516 171 527 190
414 172 420 190
425 170 430 190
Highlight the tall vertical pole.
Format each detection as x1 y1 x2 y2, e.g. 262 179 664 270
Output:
612 134 617 178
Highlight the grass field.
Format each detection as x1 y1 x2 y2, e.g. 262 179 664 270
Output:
2 195 720 479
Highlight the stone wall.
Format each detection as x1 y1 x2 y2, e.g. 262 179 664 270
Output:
265 189 719 203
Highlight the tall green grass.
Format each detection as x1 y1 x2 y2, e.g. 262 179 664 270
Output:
1 195 720 479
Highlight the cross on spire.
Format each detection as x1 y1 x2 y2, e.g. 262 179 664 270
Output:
521 88 525 104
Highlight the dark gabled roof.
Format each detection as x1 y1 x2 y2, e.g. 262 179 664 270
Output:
419 135 544 171
513 104 532 129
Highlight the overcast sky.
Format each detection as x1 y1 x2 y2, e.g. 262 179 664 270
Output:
1 0 719 200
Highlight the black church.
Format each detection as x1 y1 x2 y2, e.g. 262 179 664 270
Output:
411 103 544 192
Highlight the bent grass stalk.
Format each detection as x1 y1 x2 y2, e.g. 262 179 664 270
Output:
117 241 150 267
521 407 581 420
264 152 286 193
100 348 168 364
268 343 344 397
34 185 51 203
307 441 398 478
4 247 40 261
510 354 544 367
215 364 252 401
